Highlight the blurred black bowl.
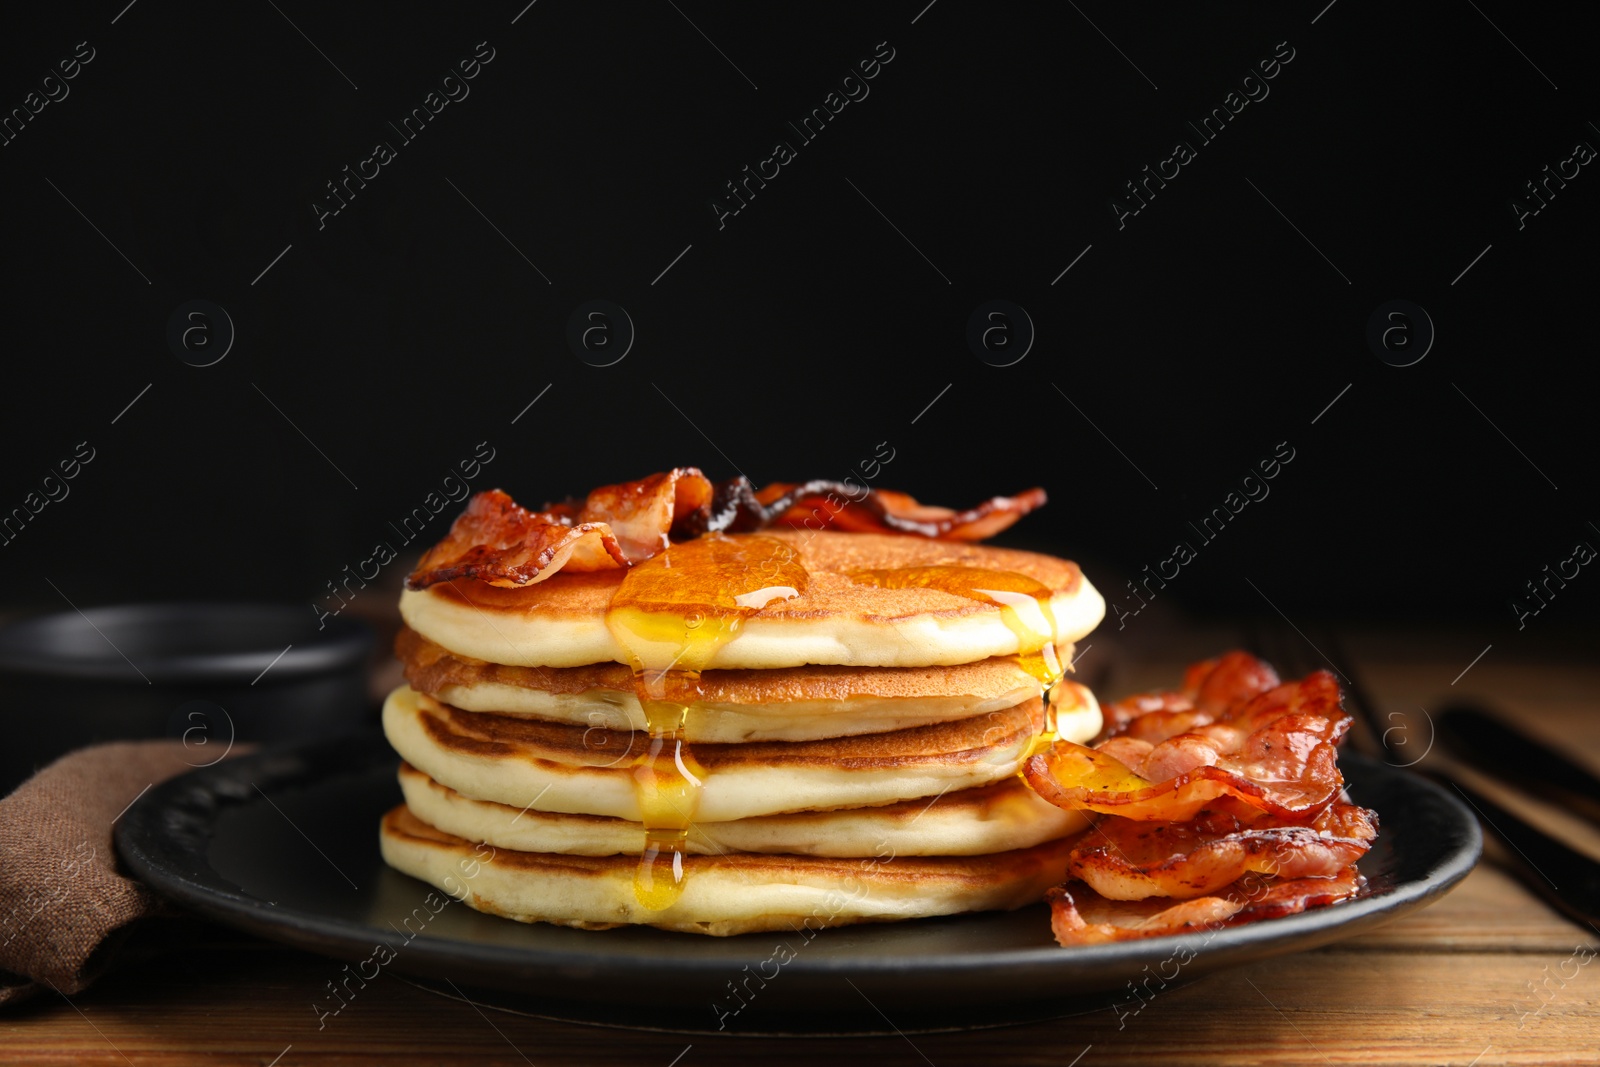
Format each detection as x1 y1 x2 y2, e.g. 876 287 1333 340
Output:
0 603 375 794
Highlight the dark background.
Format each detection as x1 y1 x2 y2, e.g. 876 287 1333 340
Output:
2 1 1593 644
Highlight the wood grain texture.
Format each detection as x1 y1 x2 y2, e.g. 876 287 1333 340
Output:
2 928 1595 1067
3 651 1596 1065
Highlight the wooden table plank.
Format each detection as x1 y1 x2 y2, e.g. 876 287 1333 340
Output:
3 940 1596 1067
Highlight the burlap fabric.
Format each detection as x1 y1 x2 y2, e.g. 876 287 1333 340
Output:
0 741 240 1006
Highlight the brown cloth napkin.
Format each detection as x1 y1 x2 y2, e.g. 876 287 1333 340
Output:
0 741 244 1007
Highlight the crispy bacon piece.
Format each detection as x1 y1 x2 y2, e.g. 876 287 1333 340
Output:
1095 651 1281 744
760 483 1046 541
1047 866 1366 945
1023 671 1352 821
408 469 1046 589
1227 866 1366 921
1191 652 1281 716
406 489 628 590
663 476 1045 541
1048 884 1240 944
576 468 715 560
407 470 714 589
1035 654 1372 945
1067 802 1379 901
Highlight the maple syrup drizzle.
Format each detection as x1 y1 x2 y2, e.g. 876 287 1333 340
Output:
606 534 807 909
846 566 1065 756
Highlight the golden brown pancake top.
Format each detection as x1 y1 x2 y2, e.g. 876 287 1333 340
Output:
422 529 1085 623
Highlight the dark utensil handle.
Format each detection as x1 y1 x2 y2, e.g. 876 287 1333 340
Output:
1443 774 1600 930
1437 705 1600 825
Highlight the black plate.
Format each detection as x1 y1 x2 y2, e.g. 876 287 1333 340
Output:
116 733 1480 1035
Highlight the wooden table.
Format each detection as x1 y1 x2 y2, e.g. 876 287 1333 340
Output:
5 634 1597 1065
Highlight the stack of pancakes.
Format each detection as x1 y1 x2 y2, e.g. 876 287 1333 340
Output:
380 529 1105 935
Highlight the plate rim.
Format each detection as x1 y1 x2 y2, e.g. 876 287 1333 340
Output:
115 731 1483 979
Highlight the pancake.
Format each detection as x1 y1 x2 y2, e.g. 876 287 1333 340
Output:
400 529 1104 670
397 627 1091 742
379 804 1075 935
382 683 1098 821
397 762 1090 857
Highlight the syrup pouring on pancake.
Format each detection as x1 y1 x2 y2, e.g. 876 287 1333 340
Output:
604 535 808 908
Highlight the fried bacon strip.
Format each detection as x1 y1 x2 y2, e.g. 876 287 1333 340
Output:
405 489 630 589
1066 802 1379 901
1024 670 1352 822
1094 651 1281 744
1047 865 1366 945
407 469 1047 590
727 481 1048 541
1029 653 1375 945
409 469 718 588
